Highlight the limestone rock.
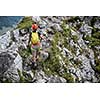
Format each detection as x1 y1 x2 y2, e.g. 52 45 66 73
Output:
0 51 22 82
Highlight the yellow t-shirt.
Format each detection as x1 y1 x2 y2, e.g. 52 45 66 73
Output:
31 32 40 44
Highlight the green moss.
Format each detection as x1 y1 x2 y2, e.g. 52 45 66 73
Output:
17 16 33 29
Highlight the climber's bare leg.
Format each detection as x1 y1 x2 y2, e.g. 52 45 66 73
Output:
32 50 37 63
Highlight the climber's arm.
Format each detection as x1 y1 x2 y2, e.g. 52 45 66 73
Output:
40 34 45 39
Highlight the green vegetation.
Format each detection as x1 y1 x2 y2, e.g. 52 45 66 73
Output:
61 23 78 55
84 35 100 47
71 35 78 43
0 76 12 83
41 23 75 82
92 32 100 39
94 55 100 73
42 33 63 76
61 73 74 83
17 16 33 29
65 16 83 30
74 59 82 67
19 48 31 58
92 47 100 73
82 24 100 74
17 69 34 83
95 65 100 73
82 20 100 47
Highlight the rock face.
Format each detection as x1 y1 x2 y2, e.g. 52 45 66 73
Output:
0 51 22 82
0 16 100 83
33 70 66 83
0 31 12 50
0 29 27 82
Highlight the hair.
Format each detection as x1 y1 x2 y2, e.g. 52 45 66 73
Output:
32 22 38 32
32 29 37 32
32 22 37 24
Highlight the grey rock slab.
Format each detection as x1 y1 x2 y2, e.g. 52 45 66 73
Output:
0 31 12 50
0 51 22 82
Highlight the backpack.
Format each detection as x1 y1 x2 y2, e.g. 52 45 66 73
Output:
31 32 40 44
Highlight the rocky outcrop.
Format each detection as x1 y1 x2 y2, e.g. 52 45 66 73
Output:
32 70 66 83
0 16 100 83
32 16 99 83
0 29 27 82
0 51 22 82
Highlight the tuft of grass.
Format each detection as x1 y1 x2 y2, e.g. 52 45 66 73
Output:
17 16 33 29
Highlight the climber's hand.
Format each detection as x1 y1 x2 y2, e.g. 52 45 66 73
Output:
40 34 46 40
